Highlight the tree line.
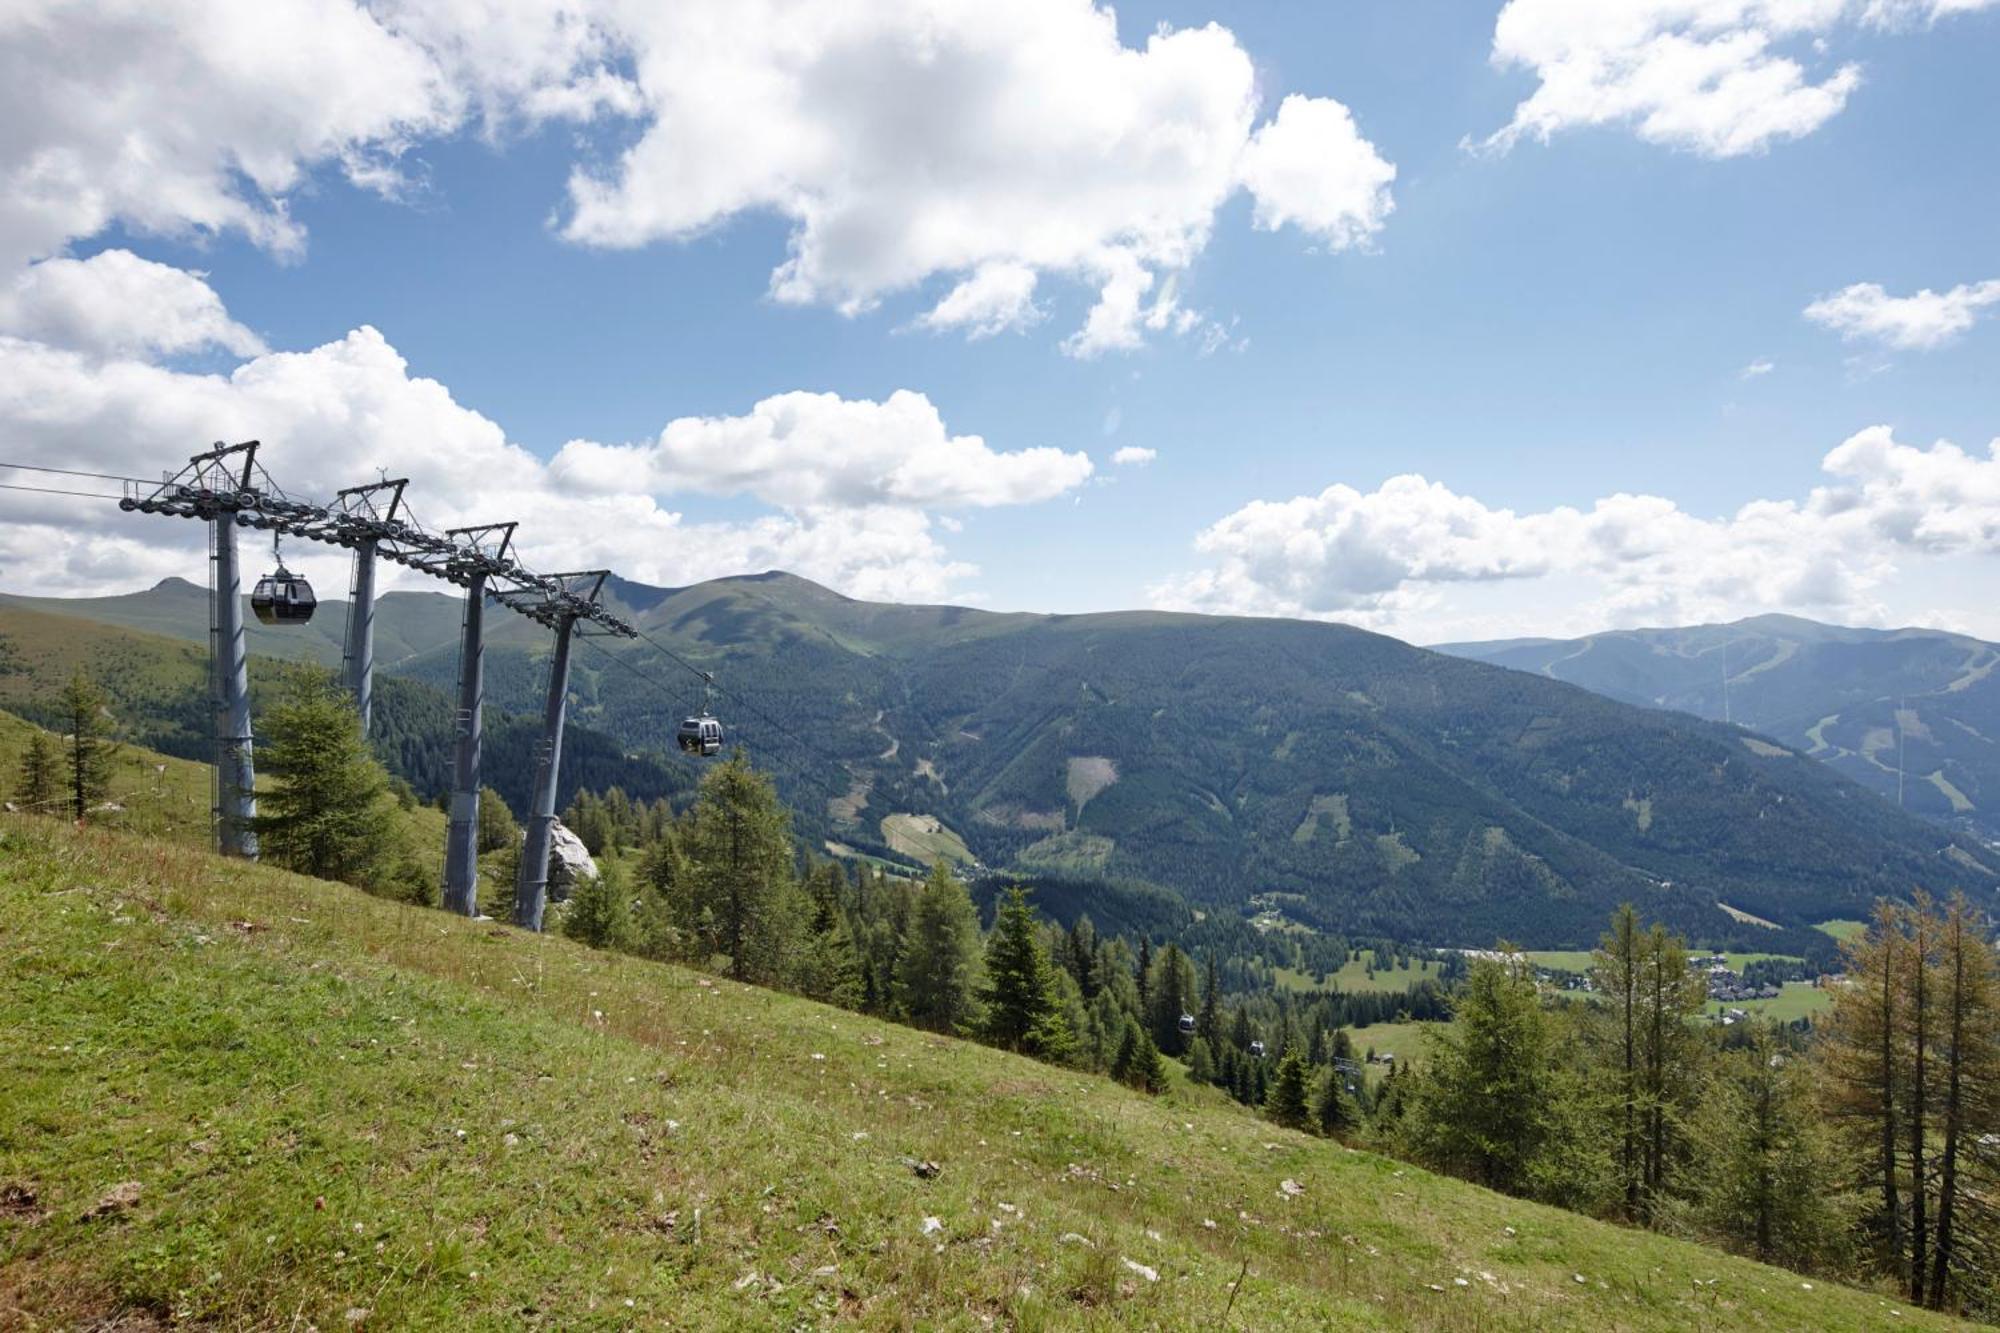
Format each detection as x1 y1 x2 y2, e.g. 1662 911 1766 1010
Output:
1370 899 2000 1319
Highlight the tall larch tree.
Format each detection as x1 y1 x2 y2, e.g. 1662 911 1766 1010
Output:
677 752 798 985
1596 903 1644 1218
1926 893 1998 1311
896 862 984 1034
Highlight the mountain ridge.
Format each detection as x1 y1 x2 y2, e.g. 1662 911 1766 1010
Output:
8 572 1995 949
1440 615 2000 841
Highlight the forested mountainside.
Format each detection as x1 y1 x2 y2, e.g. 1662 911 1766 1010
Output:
10 575 1995 949
0 602 686 819
1441 615 2000 843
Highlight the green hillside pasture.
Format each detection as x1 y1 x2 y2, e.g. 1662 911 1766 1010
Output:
1816 919 1868 944
1275 955 1445 994
880 812 974 865
1529 950 1803 976
0 710 211 841
1705 982 1834 1024
0 820 1950 1330
0 709 447 890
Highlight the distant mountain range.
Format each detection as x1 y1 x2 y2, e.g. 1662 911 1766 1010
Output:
1440 615 2000 843
6 575 1994 952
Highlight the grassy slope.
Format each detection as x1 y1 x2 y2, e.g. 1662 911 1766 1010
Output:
0 822 1955 1330
1274 956 1446 995
0 709 449 888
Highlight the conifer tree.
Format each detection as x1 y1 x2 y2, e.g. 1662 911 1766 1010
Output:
1186 1035 1215 1084
1639 921 1706 1214
254 674 393 886
1403 949 1552 1193
1266 1051 1311 1130
1066 915 1099 997
1698 1026 1847 1271
476 784 518 853
798 868 865 1008
1825 899 1906 1269
1597 902 1644 1218
1111 1018 1166 1094
1314 1067 1360 1138
563 863 635 951
1150 941 1196 1055
13 729 59 812
1198 953 1221 1039
677 752 797 984
57 669 114 820
897 861 984 1034
978 886 1074 1060
1926 893 1998 1311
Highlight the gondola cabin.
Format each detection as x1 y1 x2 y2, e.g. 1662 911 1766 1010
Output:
1178 1012 1196 1036
250 567 316 625
677 715 723 756
1248 1040 1266 1059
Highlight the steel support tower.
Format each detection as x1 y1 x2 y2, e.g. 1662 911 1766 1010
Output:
440 523 514 917
210 508 257 857
332 478 406 736
495 571 631 930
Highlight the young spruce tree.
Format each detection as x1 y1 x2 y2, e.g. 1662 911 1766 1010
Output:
57 669 115 820
14 729 60 812
978 886 1073 1060
1265 1051 1312 1130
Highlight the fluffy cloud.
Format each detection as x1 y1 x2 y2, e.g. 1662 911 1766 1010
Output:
547 390 1091 510
1480 0 1996 158
1152 425 2000 634
0 2 1392 357
1236 95 1397 246
544 2 1394 356
1804 279 2000 350
0 281 1084 601
1111 446 1157 466
0 0 463 273
0 250 266 359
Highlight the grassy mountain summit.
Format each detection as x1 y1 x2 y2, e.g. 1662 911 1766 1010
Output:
9 574 1996 948
1440 616 2000 843
0 816 1962 1330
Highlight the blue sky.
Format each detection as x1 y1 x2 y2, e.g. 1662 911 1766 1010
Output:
1 0 1996 642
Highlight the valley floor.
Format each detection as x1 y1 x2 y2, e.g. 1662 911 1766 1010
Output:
0 818 1962 1330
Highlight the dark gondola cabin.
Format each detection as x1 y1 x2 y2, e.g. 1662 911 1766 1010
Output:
677 715 723 756
1178 1012 1196 1036
250 567 316 625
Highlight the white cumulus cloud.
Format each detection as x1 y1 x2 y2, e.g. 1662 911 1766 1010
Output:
1152 425 2000 636
0 0 463 273
1804 279 2000 350
0 250 266 359
0 266 1084 602
1478 0 1997 159
1111 446 1157 466
1236 94 1396 246
553 2 1393 355
547 390 1092 510
0 2 1394 357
